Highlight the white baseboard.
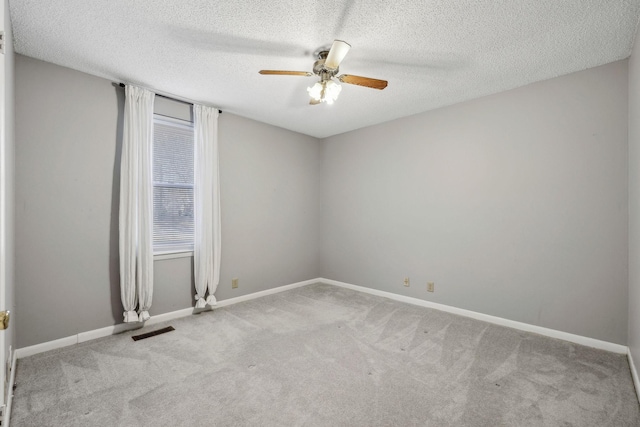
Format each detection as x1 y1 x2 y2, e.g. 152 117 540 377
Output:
629 349 640 404
77 307 195 344
15 335 77 359
15 278 318 359
319 278 628 354
14 277 628 360
214 278 316 308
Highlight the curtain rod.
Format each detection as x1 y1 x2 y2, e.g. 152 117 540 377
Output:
117 83 222 114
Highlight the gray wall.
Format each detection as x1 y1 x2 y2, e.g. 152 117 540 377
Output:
14 52 630 348
15 55 320 348
320 60 629 344
217 112 321 301
629 29 640 373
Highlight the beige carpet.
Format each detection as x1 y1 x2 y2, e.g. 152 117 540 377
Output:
10 283 640 426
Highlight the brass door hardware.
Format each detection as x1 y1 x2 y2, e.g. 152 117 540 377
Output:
0 311 10 330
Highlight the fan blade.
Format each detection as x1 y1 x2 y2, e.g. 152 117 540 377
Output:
324 40 351 70
259 70 313 76
338 74 388 90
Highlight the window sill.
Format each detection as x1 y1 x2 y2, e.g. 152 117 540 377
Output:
154 251 193 261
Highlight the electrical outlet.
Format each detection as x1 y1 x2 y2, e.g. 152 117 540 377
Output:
427 282 434 292
232 278 239 289
403 277 410 287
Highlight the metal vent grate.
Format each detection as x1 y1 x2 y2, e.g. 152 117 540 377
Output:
132 326 175 341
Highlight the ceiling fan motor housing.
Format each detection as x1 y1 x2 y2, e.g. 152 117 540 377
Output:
313 50 339 81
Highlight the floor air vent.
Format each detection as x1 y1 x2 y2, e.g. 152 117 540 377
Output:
132 326 175 341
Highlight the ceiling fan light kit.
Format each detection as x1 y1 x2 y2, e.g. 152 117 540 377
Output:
259 39 388 105
308 79 342 104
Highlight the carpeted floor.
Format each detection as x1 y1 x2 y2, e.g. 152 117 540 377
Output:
10 283 640 426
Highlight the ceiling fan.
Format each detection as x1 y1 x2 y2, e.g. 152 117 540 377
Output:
259 40 388 105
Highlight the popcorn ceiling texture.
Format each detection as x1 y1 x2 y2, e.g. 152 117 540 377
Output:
9 0 640 138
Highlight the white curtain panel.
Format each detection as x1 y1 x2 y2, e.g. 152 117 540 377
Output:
119 85 155 322
193 105 221 308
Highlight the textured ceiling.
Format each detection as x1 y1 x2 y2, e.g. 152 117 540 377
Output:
9 1 640 138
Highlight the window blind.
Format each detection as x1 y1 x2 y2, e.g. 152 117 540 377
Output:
153 117 194 252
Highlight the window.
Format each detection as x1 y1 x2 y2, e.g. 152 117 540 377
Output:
152 115 194 253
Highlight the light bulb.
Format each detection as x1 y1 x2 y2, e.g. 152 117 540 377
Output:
324 80 342 104
307 82 323 101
